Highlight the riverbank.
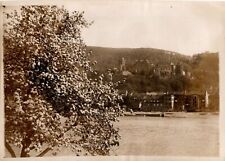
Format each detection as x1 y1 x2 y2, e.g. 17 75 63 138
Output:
123 111 219 117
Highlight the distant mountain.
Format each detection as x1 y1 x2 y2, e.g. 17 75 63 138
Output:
87 46 192 72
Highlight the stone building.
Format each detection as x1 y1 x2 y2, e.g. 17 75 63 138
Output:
124 91 209 112
153 63 176 78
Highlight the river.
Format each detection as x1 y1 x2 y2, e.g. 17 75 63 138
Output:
111 113 219 156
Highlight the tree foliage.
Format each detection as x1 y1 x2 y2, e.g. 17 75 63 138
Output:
4 6 122 157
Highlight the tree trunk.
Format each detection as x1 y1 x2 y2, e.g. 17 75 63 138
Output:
20 146 30 157
5 141 16 157
20 137 31 157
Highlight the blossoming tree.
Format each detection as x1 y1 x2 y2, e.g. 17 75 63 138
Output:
4 6 122 157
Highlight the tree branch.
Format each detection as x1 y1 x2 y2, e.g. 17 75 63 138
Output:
5 141 16 158
36 122 78 157
36 147 52 157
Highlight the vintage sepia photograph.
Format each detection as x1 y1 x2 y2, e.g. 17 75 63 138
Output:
1 0 224 159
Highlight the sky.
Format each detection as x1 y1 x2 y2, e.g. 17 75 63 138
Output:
64 0 225 56
2 0 225 56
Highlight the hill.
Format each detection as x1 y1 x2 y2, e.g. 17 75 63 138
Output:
86 46 219 111
87 46 191 72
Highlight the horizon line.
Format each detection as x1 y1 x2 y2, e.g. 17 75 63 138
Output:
86 45 219 56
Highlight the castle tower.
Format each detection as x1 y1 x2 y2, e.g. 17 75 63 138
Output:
120 57 126 71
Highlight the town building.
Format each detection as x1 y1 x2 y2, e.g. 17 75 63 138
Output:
123 91 209 112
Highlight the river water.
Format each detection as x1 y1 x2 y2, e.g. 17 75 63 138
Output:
5 113 219 157
111 113 219 156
